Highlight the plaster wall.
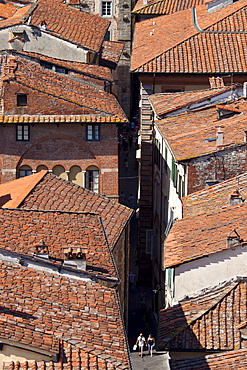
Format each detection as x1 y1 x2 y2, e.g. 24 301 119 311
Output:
0 26 88 62
175 244 247 301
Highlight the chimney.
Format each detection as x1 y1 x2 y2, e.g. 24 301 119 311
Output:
2 56 17 81
230 189 245 206
243 82 247 99
143 0 148 4
209 77 225 89
63 246 87 270
34 241 49 260
227 230 243 248
215 126 224 148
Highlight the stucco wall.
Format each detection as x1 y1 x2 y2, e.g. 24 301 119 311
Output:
175 244 247 301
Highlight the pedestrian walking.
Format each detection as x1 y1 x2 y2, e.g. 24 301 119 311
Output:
124 158 128 170
128 134 133 148
129 271 136 291
147 334 155 357
128 194 135 208
119 191 126 204
136 333 146 358
140 289 146 310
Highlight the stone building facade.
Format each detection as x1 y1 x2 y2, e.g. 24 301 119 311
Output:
67 0 133 118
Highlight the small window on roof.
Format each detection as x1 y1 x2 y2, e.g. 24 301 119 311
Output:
17 94 27 107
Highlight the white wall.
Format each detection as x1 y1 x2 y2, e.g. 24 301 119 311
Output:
0 25 88 62
174 244 247 301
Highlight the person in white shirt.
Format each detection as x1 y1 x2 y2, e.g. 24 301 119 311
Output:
136 333 146 358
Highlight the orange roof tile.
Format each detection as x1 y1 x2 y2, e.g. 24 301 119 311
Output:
100 40 124 66
0 207 118 279
131 0 247 73
1 55 127 121
0 259 130 368
0 172 133 249
149 86 233 117
0 3 17 19
159 279 242 350
29 0 109 53
183 172 247 218
14 50 113 82
133 0 204 15
164 200 247 267
170 349 247 370
156 99 247 161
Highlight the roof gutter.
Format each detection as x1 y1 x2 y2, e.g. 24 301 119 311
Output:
192 6 247 34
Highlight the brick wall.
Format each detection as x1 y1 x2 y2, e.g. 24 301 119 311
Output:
186 145 247 194
0 122 119 198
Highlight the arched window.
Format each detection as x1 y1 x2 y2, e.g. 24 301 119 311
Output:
52 165 67 180
69 165 82 186
18 165 32 178
36 165 48 172
85 166 99 193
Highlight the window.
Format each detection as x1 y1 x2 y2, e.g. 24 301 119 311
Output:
85 166 99 193
16 124 29 141
86 124 100 141
18 165 32 178
17 94 27 107
102 1 112 16
104 30 111 41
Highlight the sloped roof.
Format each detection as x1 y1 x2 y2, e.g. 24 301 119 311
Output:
1 55 127 121
164 199 247 267
131 0 247 73
183 172 247 218
0 2 17 19
149 86 232 117
159 279 243 350
133 0 204 15
0 171 133 249
170 348 247 369
155 99 247 161
0 207 117 279
100 40 124 67
0 0 110 53
0 259 131 368
14 50 113 82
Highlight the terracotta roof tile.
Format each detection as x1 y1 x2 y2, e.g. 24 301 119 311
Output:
14 50 113 82
0 171 133 249
0 3 17 19
156 99 247 161
29 0 109 53
159 279 243 350
183 172 247 218
170 348 247 369
0 207 117 279
149 86 232 116
1 55 127 121
0 259 131 368
100 40 124 66
131 0 247 72
133 0 204 15
164 198 247 267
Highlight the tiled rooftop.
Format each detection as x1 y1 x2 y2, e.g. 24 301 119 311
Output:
164 198 247 267
100 40 124 67
156 99 247 161
0 171 133 249
1 55 127 121
14 50 113 82
133 0 204 15
158 278 247 352
183 172 247 218
0 0 110 53
149 86 232 117
170 348 247 369
131 0 247 73
0 2 17 19
0 207 117 279
0 259 131 368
